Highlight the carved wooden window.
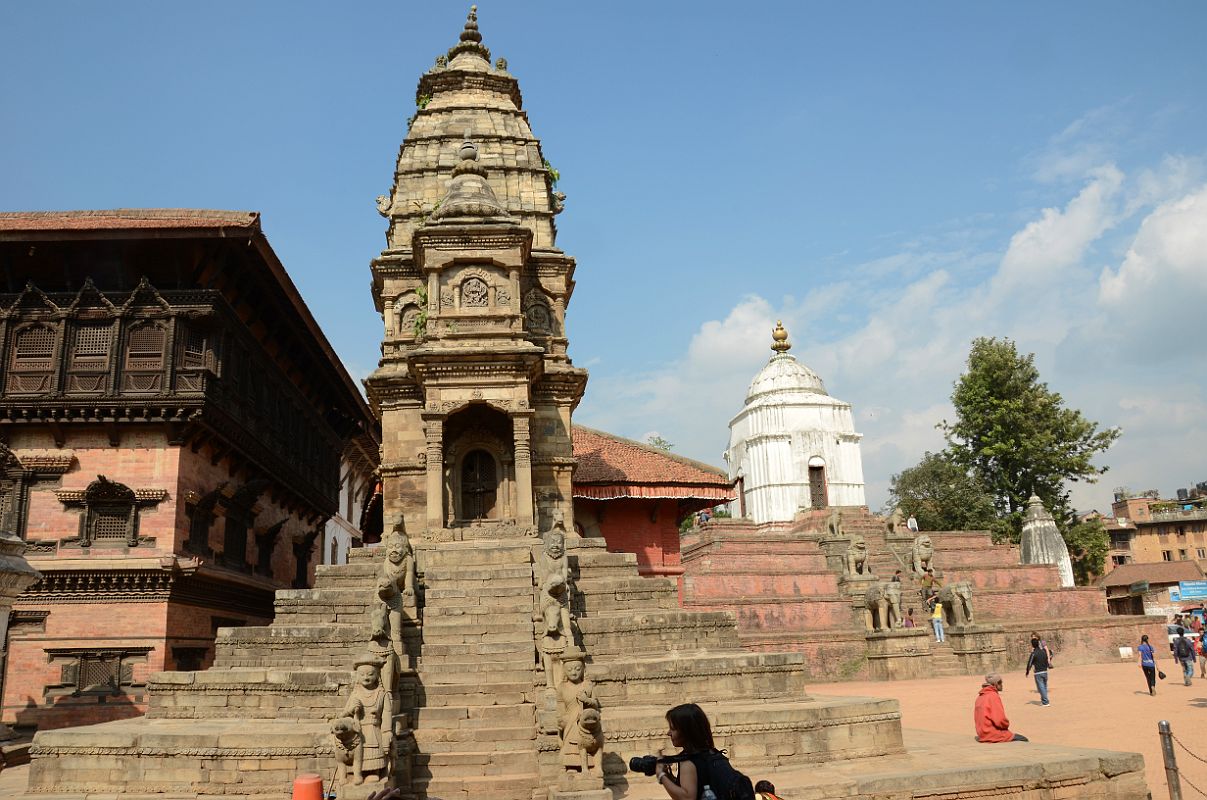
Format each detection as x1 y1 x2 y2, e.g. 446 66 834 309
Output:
126 324 166 370
7 324 57 393
12 325 56 370
123 323 166 392
179 325 208 368
78 476 140 547
69 324 112 369
45 647 150 698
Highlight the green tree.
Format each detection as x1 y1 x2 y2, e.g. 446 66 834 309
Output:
1064 517 1109 585
645 434 673 451
940 337 1120 538
887 452 1010 540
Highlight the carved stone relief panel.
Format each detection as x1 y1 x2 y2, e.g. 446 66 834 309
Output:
461 277 489 308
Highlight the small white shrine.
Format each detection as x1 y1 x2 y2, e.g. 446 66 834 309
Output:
725 322 867 522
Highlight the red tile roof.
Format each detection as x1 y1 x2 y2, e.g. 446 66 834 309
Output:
1099 561 1205 588
571 426 735 502
0 209 259 233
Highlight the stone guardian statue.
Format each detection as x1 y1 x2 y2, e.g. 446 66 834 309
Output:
338 654 394 786
557 648 602 775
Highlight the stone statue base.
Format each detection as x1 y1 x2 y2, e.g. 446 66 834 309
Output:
864 628 931 681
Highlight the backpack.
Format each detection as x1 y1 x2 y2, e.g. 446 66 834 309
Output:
1175 637 1193 660
697 750 755 800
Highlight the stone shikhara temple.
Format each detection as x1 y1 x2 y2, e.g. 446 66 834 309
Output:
19 8 1160 800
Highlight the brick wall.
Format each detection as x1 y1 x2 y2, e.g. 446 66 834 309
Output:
3 600 169 729
584 498 683 576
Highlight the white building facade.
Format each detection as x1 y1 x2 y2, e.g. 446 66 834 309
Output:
725 323 866 523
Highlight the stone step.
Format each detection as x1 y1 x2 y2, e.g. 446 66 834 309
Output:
413 749 538 781
144 668 351 719
423 618 533 637
417 772 539 800
424 608 538 627
414 703 535 728
425 565 533 582
423 681 536 707
419 539 535 568
421 665 536 684
420 640 534 658
413 725 538 752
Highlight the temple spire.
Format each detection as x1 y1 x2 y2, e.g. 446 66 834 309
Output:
428 139 509 223
447 5 492 64
771 320 792 354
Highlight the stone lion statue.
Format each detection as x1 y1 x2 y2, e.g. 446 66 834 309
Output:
846 535 869 576
863 582 888 632
883 580 903 629
938 581 974 627
911 534 935 576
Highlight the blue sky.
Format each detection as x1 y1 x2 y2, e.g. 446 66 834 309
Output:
3 2 1206 512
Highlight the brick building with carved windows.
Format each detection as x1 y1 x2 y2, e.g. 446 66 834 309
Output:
0 209 378 731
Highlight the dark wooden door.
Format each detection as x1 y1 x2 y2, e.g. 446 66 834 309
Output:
461 450 498 520
809 465 827 509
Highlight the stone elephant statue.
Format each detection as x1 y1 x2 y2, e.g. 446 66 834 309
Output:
883 580 903 629
863 582 889 632
938 581 974 627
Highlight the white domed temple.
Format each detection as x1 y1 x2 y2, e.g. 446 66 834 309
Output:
726 322 866 522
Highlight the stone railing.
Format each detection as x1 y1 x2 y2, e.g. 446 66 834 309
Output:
1150 507 1207 523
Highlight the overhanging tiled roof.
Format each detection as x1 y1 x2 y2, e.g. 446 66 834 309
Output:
0 209 259 233
571 426 735 502
1099 561 1205 588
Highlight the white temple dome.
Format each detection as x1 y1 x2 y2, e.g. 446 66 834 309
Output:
746 353 827 402
726 321 867 522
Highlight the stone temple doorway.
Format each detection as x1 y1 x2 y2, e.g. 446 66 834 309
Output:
460 449 498 520
444 404 516 524
808 457 827 509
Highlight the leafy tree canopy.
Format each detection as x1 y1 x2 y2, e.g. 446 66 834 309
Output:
1064 517 1109 585
940 337 1120 535
887 452 1011 541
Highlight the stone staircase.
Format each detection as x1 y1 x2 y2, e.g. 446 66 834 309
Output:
410 539 540 800
926 641 963 678
24 551 417 797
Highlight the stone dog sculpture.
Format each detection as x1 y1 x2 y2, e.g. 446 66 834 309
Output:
938 581 975 627
846 536 870 577
911 534 935 576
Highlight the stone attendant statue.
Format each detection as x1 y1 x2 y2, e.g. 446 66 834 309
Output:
846 535 869 577
538 600 569 690
557 648 602 774
536 527 574 644
826 507 844 539
379 524 417 665
339 654 394 785
367 594 401 699
938 581 975 627
911 534 935 576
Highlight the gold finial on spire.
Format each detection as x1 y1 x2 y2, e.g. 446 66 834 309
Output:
771 320 791 353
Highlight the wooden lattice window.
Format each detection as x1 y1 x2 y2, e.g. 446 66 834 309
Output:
69 324 112 369
45 647 150 698
11 325 56 370
91 506 132 541
125 324 166 370
179 325 207 369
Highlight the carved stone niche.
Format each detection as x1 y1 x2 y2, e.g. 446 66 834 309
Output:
444 265 508 313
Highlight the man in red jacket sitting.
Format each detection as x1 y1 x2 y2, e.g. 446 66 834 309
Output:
974 673 1028 743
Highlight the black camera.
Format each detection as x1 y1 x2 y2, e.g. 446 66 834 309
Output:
629 753 687 776
629 755 660 776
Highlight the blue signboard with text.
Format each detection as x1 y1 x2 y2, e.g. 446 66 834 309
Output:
1179 580 1207 600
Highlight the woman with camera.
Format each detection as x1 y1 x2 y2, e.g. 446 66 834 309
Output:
653 703 714 800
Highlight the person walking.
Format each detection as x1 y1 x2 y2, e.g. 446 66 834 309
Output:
1024 636 1051 706
1138 634 1158 695
973 674 1027 742
1173 627 1196 686
930 599 946 643
1199 634 1207 679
